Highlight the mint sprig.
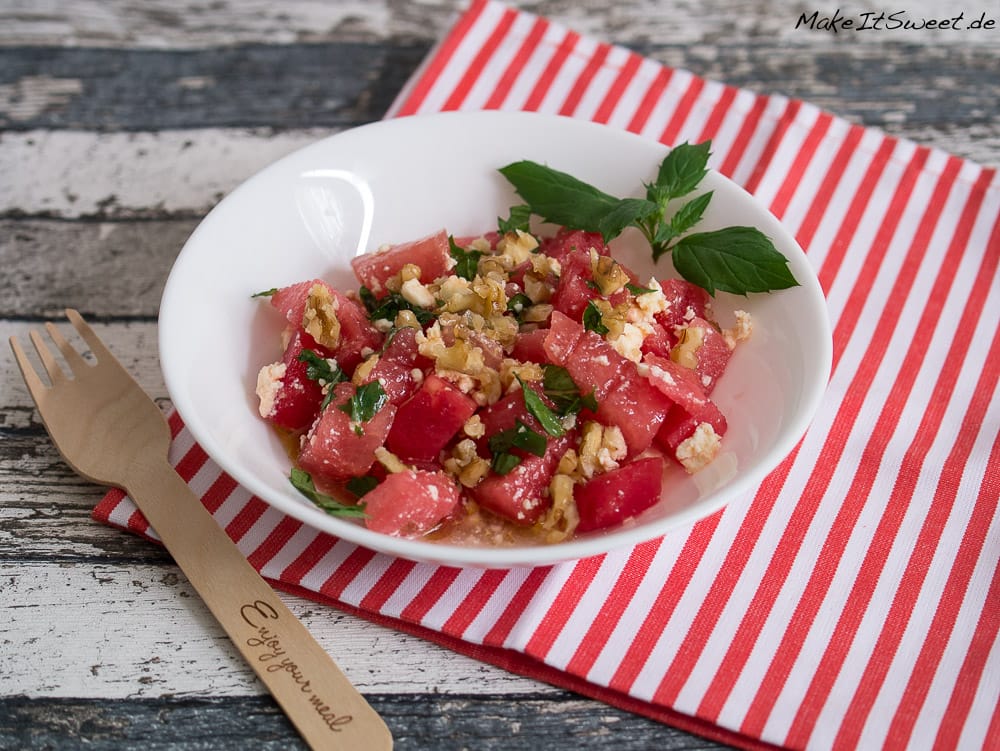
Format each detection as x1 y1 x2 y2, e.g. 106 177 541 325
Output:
498 142 799 296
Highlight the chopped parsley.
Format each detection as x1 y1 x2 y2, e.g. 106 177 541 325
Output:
516 376 566 438
338 381 389 432
251 287 278 298
449 235 483 281
582 300 609 335
488 419 547 475
541 365 598 416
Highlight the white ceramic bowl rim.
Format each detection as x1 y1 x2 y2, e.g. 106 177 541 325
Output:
159 110 832 568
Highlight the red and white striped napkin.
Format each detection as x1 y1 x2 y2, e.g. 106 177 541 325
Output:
95 1 999 748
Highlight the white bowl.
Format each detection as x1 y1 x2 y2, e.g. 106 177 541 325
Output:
159 110 831 568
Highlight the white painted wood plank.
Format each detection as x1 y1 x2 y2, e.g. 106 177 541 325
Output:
1 560 548 698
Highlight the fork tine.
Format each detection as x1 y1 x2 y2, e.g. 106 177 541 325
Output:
28 329 67 384
65 308 115 363
45 321 91 377
10 334 51 399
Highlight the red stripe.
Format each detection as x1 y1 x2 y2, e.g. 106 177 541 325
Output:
592 50 643 124
737 146 941 738
93 487 126 522
768 111 834 220
522 29 579 111
786 157 976 747
168 410 184 437
359 558 418 613
483 566 551 646
224 496 268 542
564 539 662 676
658 75 705 146
794 124 865 252
608 513 723 693
393 0 489 116
714 95 770 180
280 532 338 586
483 16 550 109
173 441 208 483
126 507 150 536
625 66 672 134
827 166 995 749
399 567 462 623
442 568 511 637
201 472 237 513
246 515 303 571
524 554 606 658
742 99 802 196
696 85 738 142
934 536 1000 750
318 546 376 601
816 137 899 296
557 41 611 116
442 6 519 111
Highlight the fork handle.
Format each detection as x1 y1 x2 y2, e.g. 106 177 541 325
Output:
125 459 393 751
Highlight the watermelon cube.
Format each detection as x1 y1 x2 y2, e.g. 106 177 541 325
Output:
298 382 397 483
350 229 453 293
385 374 478 466
363 469 461 538
256 330 332 432
574 456 665 533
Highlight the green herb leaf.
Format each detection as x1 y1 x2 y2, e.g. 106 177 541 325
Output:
654 141 712 200
359 286 436 326
488 420 547 475
345 475 379 498
542 365 598 416
672 227 800 295
499 160 622 237
668 190 713 236
499 204 533 234
625 282 656 296
507 292 533 323
251 287 278 298
596 197 658 241
516 376 566 437
297 349 345 386
449 235 483 281
582 300 609 335
338 381 389 425
290 468 367 518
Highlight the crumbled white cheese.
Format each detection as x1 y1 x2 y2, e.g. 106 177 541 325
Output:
609 322 647 363
255 362 286 418
676 422 721 473
400 277 436 309
723 309 754 349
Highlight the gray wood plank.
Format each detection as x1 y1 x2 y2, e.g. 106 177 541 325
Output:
0 695 734 750
2 42 997 165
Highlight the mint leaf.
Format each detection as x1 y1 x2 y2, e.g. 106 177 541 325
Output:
488 419 547 474
625 282 656 296
345 475 379 498
672 227 800 295
499 204 533 234
516 376 566 437
251 287 278 298
297 349 345 386
507 292 533 323
654 141 712 200
596 197 657 241
290 468 367 518
449 235 483 281
669 191 713 236
338 381 389 425
582 300 609 335
499 160 621 236
542 365 598 416
359 286 436 326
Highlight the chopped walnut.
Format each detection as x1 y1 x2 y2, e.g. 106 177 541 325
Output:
302 283 341 349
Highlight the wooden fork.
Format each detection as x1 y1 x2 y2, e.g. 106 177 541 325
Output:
10 309 393 751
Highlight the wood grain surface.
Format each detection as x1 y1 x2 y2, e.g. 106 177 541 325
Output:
3 1 997 749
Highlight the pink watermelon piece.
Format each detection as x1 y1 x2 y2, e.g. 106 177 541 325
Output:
350 229 453 293
361 327 430 406
298 382 397 483
385 374 478 466
574 456 665 533
363 469 461 538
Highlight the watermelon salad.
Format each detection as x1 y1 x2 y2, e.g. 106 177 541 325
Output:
254 227 752 544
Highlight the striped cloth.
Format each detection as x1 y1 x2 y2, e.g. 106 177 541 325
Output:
95 1 1000 748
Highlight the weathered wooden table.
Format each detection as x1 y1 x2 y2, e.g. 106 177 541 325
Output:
2 2 997 748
